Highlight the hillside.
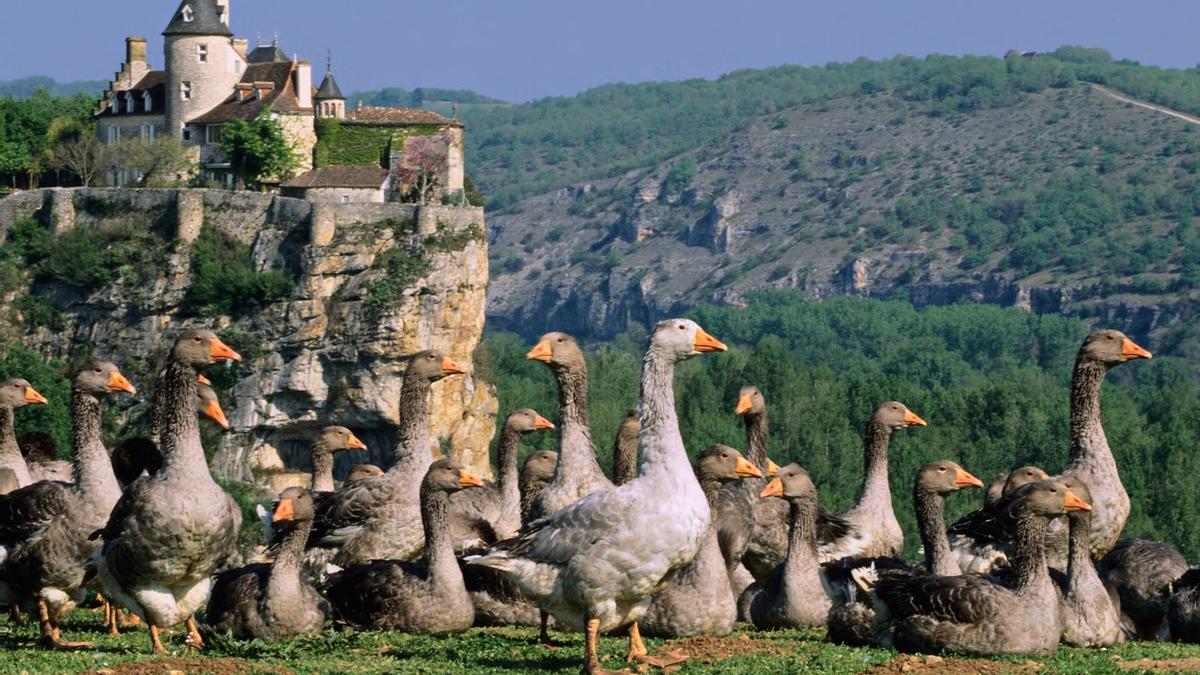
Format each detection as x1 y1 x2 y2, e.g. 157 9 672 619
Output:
0 76 106 98
486 81 1200 357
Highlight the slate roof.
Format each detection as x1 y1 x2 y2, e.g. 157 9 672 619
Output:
96 71 167 117
344 106 461 127
315 71 344 100
247 44 290 64
280 165 390 189
163 0 232 37
188 61 311 124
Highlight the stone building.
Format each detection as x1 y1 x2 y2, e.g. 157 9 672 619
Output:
280 165 393 203
95 0 464 201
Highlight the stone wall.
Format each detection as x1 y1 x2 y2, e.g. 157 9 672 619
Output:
0 187 497 485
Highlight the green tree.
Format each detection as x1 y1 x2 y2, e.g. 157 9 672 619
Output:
218 113 298 191
47 117 105 187
104 136 193 187
0 141 31 188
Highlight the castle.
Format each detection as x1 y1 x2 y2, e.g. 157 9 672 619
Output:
94 0 464 203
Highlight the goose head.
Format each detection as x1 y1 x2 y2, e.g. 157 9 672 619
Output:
1081 329 1152 366
522 450 558 482
18 431 58 463
735 385 766 417
172 330 241 370
526 332 586 373
273 487 316 525
1002 465 1049 495
75 361 137 397
424 457 484 493
918 460 983 496
0 378 48 408
346 464 385 482
505 408 555 435
1016 479 1092 518
650 318 727 363
696 444 762 483
197 383 229 429
872 401 926 430
760 463 817 503
318 425 368 452
1055 476 1094 520
620 407 639 429
406 349 467 383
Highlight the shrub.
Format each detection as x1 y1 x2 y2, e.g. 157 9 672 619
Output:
186 227 295 316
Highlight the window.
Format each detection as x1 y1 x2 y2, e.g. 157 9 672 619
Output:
181 81 192 101
181 5 194 22
341 195 351 204
143 91 152 112
206 125 223 145
182 127 192 142
124 92 134 114
198 44 208 63
106 126 120 143
109 95 118 114
140 124 156 140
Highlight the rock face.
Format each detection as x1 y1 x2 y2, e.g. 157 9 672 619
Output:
0 188 498 483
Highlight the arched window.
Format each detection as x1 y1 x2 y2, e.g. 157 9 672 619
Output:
143 91 152 112
181 5 194 22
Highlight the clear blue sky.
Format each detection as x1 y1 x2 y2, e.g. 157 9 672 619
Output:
2 0 1197 102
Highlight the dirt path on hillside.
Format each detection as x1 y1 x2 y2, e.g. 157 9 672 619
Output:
1089 83 1200 126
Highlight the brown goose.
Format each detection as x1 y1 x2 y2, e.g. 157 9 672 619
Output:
308 350 465 566
346 464 384 483
1099 538 1188 640
640 444 761 637
309 426 368 493
20 433 71 484
0 378 49 490
0 468 16 495
519 450 557 523
95 330 243 653
611 408 640 485
719 386 778 584
111 383 229 488
1168 567 1200 642
1055 477 1123 647
0 362 135 648
204 488 329 640
984 466 1049 507
875 480 1090 657
325 459 483 631
450 408 554 554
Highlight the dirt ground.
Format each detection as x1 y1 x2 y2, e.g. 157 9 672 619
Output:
865 654 1044 674
87 658 293 675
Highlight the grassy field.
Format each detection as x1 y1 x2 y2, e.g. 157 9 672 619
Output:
7 609 1200 674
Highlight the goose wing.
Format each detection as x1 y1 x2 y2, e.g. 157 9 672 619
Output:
502 488 621 564
307 476 391 547
0 480 70 549
875 571 1002 623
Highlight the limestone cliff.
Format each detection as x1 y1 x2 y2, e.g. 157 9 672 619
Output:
0 188 497 484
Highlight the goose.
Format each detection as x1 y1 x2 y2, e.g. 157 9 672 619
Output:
873 480 1091 657
325 458 483 631
307 350 466 566
0 362 135 648
0 468 16 496
826 460 983 646
948 331 1150 573
519 450 557 523
111 383 229 489
20 433 71 484
1099 538 1188 640
640 444 761 637
984 466 1049 507
1055 477 1123 647
204 487 329 640
1167 567 1200 642
308 426 368 494
0 378 49 490
611 408 640 485
983 473 1006 507
95 329 243 653
450 408 554 554
346 464 384 483
470 319 727 673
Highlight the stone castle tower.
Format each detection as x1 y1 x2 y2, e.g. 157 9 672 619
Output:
163 0 243 140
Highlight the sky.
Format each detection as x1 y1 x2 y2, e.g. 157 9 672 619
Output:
2 0 1198 102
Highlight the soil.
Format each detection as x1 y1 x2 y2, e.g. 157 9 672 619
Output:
662 633 796 663
87 658 293 675
865 654 1044 674
1113 657 1200 672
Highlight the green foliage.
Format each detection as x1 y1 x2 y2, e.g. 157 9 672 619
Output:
219 113 300 190
0 217 170 293
660 157 696 200
349 86 507 109
76 195 119 217
363 246 432 314
13 294 63 330
186 227 295 316
0 344 71 453
214 477 270 548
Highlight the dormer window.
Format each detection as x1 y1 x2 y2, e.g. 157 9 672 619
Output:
181 5 194 22
124 92 134 114
198 44 208 63
109 95 118 113
143 91 152 112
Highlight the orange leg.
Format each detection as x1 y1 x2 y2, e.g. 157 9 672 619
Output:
584 617 602 674
185 615 204 649
37 598 92 649
149 624 167 654
626 621 648 661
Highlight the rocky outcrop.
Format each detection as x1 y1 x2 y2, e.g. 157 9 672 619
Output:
0 188 497 483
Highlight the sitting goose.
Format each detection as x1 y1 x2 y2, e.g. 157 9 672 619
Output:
740 463 831 629
204 488 329 640
450 408 554 554
1168 567 1200 643
640 444 761 637
0 378 49 490
95 330 243 653
20 433 71 484
874 480 1091 657
611 408 640 485
826 460 983 646
0 362 136 648
346 464 384 483
1099 538 1188 640
471 319 727 673
325 459 483 631
309 426 368 493
519 450 557 523
1055 477 1123 647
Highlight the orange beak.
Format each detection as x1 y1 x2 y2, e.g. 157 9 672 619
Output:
1034 468 1049 480
954 468 984 489
1121 337 1152 361
760 476 784 499
735 392 754 416
441 357 467 376
526 338 553 363
903 409 927 427
272 498 294 523
203 399 230 429
107 370 137 395
210 338 242 363
458 469 484 488
735 455 763 479
24 386 48 405
532 414 556 430
693 328 728 354
766 459 781 477
347 433 368 450
197 374 211 386
1063 489 1092 512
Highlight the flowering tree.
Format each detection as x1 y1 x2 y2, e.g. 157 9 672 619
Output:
395 133 449 204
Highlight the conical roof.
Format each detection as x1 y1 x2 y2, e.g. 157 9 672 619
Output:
163 0 232 37
316 71 344 100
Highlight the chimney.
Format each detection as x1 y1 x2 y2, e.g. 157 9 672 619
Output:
232 37 249 60
215 0 231 27
294 60 312 109
117 36 150 90
126 37 147 66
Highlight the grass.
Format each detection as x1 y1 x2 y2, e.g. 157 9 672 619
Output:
8 609 1200 674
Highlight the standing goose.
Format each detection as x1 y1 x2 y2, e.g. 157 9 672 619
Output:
450 408 554 553
826 460 983 646
1055 477 1123 647
0 362 136 647
204 488 329 640
640 444 761 637
874 481 1091 657
0 378 49 490
719 386 777 584
95 330 243 653
325 459 483 631
949 331 1150 573
307 350 466 566
309 426 368 494
111 383 229 489
611 408 640 486
1099 538 1188 640
470 319 727 673
519 450 557 523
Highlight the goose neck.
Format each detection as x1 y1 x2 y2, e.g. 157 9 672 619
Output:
636 348 687 476
1068 357 1108 463
914 487 955 576
1011 509 1051 591
552 364 597 477
266 519 312 615
496 426 522 509
421 487 459 586
611 425 638 485
858 421 894 510
783 497 820 576
0 404 17 460
158 360 210 480
1065 512 1092 591
743 412 770 470
310 440 335 493
393 375 433 476
70 386 120 499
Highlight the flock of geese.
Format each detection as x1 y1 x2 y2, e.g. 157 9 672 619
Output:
1 321 1199 672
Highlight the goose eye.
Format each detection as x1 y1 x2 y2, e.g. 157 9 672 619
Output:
1106 335 1114 340
557 338 564 343
194 336 202 342
678 325 685 330
937 467 946 472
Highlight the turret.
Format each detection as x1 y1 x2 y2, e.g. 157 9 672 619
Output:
314 53 345 120
163 0 242 143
